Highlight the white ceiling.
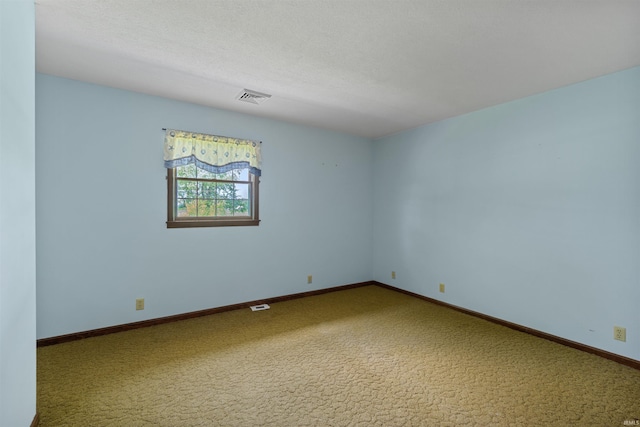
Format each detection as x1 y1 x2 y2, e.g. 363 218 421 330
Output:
35 0 640 139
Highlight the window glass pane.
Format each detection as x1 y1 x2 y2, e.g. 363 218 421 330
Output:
234 183 250 215
216 202 232 216
197 200 216 217
237 168 249 180
199 181 217 198
215 170 233 181
177 180 198 199
215 182 234 199
177 199 196 217
197 168 216 179
234 198 250 215
234 183 249 199
176 164 196 178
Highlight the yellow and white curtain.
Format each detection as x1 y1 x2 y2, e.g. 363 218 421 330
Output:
163 129 262 176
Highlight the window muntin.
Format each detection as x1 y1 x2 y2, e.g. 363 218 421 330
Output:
167 164 259 228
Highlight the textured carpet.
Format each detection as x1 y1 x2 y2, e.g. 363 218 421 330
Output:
38 285 640 426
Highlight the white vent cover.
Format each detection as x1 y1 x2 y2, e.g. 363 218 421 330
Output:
237 89 272 105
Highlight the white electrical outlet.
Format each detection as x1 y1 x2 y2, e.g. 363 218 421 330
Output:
614 326 626 342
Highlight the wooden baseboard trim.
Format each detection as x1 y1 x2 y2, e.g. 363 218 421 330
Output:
37 281 375 347
374 281 640 371
30 412 39 427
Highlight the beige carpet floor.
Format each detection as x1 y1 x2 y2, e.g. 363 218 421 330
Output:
38 285 640 426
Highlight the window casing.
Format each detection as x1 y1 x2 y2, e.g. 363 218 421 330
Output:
163 129 262 228
167 164 259 228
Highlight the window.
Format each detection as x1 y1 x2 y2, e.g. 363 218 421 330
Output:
167 164 259 227
163 129 261 228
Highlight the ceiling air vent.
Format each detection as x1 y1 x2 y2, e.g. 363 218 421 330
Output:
236 89 272 105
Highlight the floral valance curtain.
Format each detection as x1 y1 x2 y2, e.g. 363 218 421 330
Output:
163 129 262 176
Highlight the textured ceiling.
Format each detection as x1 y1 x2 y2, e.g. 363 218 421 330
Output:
35 1 640 139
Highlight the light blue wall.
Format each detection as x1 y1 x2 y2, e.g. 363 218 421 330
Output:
36 74 373 339
373 66 640 360
0 0 37 425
